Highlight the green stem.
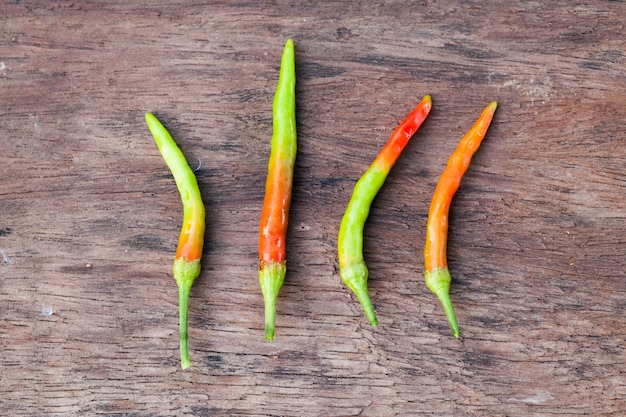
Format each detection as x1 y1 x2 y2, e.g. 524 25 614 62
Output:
263 292 278 341
259 261 286 341
434 288 459 338
173 257 200 369
340 262 378 326
345 277 378 326
424 266 460 338
177 281 192 369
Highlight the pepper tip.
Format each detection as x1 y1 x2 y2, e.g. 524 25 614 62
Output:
421 95 433 113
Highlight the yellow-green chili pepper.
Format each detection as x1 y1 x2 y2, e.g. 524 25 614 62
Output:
259 39 296 340
338 96 432 325
145 113 206 369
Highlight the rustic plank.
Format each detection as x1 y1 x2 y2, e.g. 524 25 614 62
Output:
1 1 625 416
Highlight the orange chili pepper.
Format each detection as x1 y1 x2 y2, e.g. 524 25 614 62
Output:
424 101 497 338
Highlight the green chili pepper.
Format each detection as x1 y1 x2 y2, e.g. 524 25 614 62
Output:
259 39 297 340
338 96 432 325
145 113 206 369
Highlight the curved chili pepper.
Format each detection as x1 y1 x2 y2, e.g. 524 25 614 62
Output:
424 101 497 338
338 96 432 325
259 39 296 341
145 113 206 369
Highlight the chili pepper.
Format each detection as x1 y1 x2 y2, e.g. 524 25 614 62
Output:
424 101 497 338
145 113 206 369
338 96 432 325
259 39 296 341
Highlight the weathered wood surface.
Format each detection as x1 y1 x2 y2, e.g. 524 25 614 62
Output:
1 1 625 416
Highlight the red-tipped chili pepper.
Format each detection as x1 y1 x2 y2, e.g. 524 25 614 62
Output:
424 101 497 338
339 96 432 325
145 113 206 369
259 39 296 340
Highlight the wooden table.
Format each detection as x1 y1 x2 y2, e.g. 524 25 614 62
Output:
2 2 625 416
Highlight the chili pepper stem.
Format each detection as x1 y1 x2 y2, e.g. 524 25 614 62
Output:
259 260 286 340
177 281 192 369
173 257 201 369
341 263 378 326
424 267 460 338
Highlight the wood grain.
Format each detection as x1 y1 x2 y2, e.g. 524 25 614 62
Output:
1 1 625 416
